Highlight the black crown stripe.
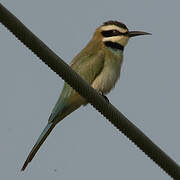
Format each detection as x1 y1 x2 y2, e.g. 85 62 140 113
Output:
103 21 128 30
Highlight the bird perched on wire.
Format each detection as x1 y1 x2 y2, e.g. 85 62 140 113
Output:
21 20 151 171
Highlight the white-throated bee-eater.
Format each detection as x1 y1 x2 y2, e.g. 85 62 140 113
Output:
21 20 151 171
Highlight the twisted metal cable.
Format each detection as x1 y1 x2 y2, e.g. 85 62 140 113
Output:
0 3 180 179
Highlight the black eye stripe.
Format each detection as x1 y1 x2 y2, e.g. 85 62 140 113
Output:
101 30 120 37
101 30 127 37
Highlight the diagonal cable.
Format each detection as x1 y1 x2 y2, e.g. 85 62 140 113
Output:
0 3 180 179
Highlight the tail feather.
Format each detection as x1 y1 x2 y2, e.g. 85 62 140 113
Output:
21 96 84 171
21 122 56 171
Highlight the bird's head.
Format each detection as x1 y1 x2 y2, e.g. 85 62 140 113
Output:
93 20 151 52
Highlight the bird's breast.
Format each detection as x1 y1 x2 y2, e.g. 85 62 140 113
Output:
92 53 123 94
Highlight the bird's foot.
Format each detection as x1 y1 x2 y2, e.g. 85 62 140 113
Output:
98 91 109 103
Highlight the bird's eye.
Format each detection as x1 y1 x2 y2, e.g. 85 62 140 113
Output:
101 30 121 37
112 30 120 35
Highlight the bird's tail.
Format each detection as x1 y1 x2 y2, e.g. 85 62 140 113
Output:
21 122 56 171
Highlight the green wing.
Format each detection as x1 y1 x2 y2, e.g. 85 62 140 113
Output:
61 49 105 99
49 49 105 122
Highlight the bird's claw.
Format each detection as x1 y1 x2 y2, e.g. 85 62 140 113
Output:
98 91 109 103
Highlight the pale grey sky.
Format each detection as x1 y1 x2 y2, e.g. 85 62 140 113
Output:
0 0 180 179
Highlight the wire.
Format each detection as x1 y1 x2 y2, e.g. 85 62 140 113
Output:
0 3 180 179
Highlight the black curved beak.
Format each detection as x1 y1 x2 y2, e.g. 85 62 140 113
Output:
128 31 152 37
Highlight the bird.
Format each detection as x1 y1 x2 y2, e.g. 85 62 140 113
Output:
21 20 151 171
